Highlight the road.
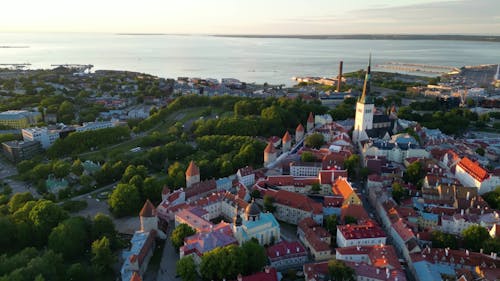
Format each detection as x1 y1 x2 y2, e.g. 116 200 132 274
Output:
156 226 181 281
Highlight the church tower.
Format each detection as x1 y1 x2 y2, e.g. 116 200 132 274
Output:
353 55 374 144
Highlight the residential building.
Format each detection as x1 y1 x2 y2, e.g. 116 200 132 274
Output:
290 162 322 177
235 266 280 281
266 241 308 269
337 220 387 247
22 127 60 149
237 166 255 187
2 140 41 163
0 110 41 129
75 121 116 132
298 218 333 261
335 245 401 270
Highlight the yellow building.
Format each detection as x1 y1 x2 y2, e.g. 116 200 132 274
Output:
0 110 41 129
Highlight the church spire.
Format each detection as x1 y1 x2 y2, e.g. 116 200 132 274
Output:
359 54 373 104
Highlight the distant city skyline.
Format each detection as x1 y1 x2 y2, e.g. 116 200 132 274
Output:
1 0 499 35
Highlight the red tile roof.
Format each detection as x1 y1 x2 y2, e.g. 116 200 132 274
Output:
341 204 370 222
411 247 500 269
185 179 217 199
296 123 305 132
139 200 156 217
267 241 307 260
186 161 200 177
267 190 322 214
238 166 254 177
391 219 415 242
237 267 279 281
338 220 386 240
458 157 489 182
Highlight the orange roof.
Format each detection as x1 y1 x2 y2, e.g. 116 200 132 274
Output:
186 161 200 177
296 123 304 132
140 199 156 217
307 112 314 123
130 272 142 281
332 177 355 200
341 204 369 222
282 131 292 143
458 157 489 182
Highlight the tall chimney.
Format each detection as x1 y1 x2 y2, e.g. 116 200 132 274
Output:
337 61 343 92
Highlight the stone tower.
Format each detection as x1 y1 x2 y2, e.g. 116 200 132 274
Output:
307 112 314 132
282 131 292 152
264 142 277 166
295 123 305 143
185 161 200 188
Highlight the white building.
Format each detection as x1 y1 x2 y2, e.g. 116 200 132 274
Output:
75 121 116 132
22 127 60 149
236 166 255 187
454 157 500 194
440 212 479 236
290 162 322 177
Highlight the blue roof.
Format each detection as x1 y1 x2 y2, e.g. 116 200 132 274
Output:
413 260 454 281
421 212 439 222
120 231 154 281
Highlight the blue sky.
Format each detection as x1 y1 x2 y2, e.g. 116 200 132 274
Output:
1 0 499 34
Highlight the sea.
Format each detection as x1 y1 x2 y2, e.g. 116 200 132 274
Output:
1 32 500 85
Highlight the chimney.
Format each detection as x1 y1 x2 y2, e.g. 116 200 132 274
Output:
237 274 243 281
337 61 343 92
445 248 448 256
265 266 270 274
461 209 464 216
376 268 380 274
466 191 470 200
480 248 483 254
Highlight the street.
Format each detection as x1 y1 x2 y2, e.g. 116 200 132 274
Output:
155 225 181 281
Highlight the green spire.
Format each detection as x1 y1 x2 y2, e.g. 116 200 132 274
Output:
359 54 374 104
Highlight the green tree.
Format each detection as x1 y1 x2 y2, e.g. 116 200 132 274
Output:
57 101 75 123
29 200 68 243
462 225 490 252
482 237 500 255
311 183 321 194
0 217 16 251
66 263 90 281
71 159 84 176
301 151 316 162
176 256 197 281
108 184 142 217
304 133 325 149
391 182 407 204
91 236 115 276
171 223 196 250
482 187 500 209
324 215 338 235
200 245 245 281
52 161 71 178
475 147 485 156
263 195 275 212
344 155 360 180
431 231 458 249
91 213 117 247
344 216 357 225
403 161 424 186
328 259 356 281
241 239 267 274
8 192 34 213
48 217 90 260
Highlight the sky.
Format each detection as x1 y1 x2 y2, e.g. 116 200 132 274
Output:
1 0 499 34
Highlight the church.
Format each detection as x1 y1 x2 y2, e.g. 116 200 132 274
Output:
352 55 397 145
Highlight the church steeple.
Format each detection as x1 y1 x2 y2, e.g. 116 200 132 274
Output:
359 54 373 104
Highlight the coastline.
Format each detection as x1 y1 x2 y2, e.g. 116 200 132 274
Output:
212 34 500 43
